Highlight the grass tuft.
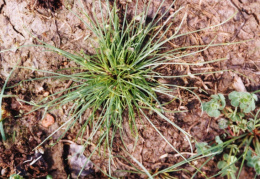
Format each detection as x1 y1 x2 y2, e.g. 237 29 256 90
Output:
34 0 193 154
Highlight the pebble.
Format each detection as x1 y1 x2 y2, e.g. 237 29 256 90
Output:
41 114 55 128
1 168 8 176
43 91 50 97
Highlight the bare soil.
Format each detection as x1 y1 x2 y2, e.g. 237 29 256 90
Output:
0 0 260 178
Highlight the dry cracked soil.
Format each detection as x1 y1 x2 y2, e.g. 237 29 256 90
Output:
0 0 260 178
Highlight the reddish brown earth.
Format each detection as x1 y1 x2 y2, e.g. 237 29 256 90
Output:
0 0 259 178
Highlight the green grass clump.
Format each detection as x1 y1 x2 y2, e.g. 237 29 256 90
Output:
37 0 193 153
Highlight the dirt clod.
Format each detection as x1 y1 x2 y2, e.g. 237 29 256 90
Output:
41 113 55 128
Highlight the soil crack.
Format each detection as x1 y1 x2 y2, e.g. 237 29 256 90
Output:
228 0 246 41
3 15 24 37
0 0 6 14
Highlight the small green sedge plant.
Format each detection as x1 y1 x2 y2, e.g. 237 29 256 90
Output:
30 1 201 176
201 91 259 178
34 0 193 151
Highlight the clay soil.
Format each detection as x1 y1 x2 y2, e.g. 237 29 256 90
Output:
0 0 260 178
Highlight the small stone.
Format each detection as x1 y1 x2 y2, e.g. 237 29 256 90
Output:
41 113 55 128
43 91 50 97
232 74 247 92
36 86 44 93
1 168 8 176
